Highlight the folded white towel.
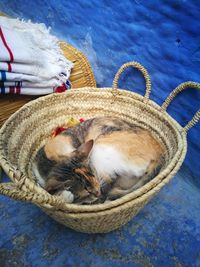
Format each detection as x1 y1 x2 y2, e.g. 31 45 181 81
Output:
22 88 55 95
2 87 62 95
0 71 66 86
0 80 64 88
1 80 71 95
0 16 73 95
0 61 68 79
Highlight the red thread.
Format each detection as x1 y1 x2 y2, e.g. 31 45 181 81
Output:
7 62 12 72
9 86 15 94
52 127 67 137
79 118 85 123
16 85 21 94
54 83 66 93
0 27 14 62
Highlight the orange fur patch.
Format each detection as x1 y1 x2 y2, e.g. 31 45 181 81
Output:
44 135 74 161
95 130 163 169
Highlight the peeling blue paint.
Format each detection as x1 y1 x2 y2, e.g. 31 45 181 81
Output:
0 1 200 266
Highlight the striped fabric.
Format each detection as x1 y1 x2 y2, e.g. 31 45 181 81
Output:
0 17 73 95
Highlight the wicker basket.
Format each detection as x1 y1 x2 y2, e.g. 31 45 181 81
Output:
0 62 199 233
0 41 96 127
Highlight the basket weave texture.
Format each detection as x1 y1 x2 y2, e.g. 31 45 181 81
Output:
0 62 199 233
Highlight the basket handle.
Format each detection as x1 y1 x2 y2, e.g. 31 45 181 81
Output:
0 166 66 209
161 81 200 132
112 61 151 99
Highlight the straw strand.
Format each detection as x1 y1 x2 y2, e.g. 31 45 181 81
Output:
112 61 151 99
161 81 200 132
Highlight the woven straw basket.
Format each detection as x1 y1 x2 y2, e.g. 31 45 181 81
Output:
0 62 199 233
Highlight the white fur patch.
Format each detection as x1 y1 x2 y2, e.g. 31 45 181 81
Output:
89 144 148 180
62 143 75 155
32 162 45 187
60 190 74 203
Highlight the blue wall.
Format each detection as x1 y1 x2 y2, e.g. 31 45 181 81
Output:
0 1 200 266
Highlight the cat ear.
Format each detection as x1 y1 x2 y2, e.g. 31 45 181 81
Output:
77 139 94 157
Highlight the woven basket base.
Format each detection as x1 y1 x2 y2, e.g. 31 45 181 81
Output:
1 60 197 233
0 87 188 233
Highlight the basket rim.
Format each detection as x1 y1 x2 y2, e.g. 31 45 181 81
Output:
0 87 187 213
0 86 185 131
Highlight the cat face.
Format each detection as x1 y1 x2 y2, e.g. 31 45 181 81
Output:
37 139 101 204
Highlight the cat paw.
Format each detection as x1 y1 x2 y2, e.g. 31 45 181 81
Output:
60 190 74 203
104 199 112 203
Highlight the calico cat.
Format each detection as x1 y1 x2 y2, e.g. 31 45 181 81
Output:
32 116 164 204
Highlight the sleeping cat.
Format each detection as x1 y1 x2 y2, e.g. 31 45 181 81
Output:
32 116 164 204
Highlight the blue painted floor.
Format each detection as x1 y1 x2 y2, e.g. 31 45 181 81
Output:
0 1 200 266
